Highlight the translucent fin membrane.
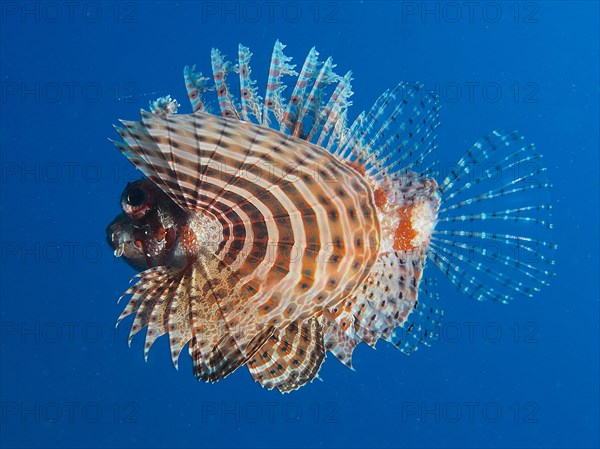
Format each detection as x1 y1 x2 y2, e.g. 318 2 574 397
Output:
336 83 441 183
292 57 338 139
389 277 443 355
280 47 320 133
430 130 556 303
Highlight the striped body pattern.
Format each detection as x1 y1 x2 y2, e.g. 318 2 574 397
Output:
107 41 555 392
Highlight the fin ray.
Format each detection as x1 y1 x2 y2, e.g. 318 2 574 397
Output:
431 130 556 303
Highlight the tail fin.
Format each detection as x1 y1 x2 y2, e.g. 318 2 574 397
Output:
429 130 556 303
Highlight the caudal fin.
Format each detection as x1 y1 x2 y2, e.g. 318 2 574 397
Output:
429 130 556 303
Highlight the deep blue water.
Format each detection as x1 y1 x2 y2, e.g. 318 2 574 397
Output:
1 1 598 448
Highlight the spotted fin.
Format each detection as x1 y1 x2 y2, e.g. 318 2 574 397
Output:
389 277 444 355
237 44 263 123
262 40 298 126
292 56 339 139
336 83 440 184
174 42 353 146
280 46 320 133
116 256 262 382
430 130 556 303
352 251 426 346
187 254 276 382
319 310 358 369
116 267 175 335
149 96 180 116
321 250 435 367
312 72 353 151
211 48 240 119
112 118 189 210
247 317 325 393
183 65 212 113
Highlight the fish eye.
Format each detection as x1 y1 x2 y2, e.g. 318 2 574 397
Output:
127 188 146 207
121 181 153 219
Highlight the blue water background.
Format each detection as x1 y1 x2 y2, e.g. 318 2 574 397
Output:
1 1 598 448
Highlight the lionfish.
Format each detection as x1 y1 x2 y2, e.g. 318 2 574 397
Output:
106 41 555 393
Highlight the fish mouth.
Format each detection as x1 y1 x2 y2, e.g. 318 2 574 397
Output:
106 223 124 257
106 214 134 258
106 214 150 272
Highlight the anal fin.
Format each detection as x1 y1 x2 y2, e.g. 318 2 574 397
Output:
321 250 441 368
351 251 423 346
319 310 358 369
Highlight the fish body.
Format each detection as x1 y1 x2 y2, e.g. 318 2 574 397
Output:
107 41 555 392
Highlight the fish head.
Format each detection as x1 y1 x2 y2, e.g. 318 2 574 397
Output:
107 179 181 270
